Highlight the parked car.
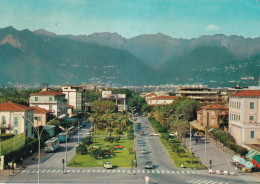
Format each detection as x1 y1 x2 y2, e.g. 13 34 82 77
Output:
86 132 91 136
141 148 148 154
150 133 159 136
169 132 177 137
140 131 145 135
145 161 153 169
104 161 113 169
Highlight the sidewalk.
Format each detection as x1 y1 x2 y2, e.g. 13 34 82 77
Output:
185 135 260 183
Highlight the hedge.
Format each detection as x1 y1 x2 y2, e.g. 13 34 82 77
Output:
210 128 248 156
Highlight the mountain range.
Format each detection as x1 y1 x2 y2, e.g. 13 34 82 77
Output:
0 26 259 87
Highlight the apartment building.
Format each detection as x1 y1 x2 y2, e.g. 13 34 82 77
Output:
29 88 67 118
61 85 85 113
0 102 34 137
100 91 127 111
229 90 260 145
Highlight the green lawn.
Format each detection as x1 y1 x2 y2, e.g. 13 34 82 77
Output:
68 137 135 167
94 129 127 136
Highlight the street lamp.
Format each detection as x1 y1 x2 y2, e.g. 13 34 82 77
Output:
129 107 136 175
59 125 74 165
204 128 213 163
19 114 48 184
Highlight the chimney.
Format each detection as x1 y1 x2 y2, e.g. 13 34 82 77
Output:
42 87 48 91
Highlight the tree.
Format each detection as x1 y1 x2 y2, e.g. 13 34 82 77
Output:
91 100 117 113
82 136 93 146
171 120 189 143
127 95 146 110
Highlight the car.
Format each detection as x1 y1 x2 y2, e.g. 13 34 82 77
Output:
150 133 159 136
104 161 113 169
86 132 91 136
141 148 148 154
142 114 145 117
139 131 145 135
145 161 153 169
169 132 177 137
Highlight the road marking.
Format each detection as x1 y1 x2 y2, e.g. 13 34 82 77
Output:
156 170 160 174
47 170 51 173
102 170 106 173
97 170 101 173
161 170 165 173
176 171 180 174
112 170 115 173
186 171 190 174
82 170 86 172
171 171 175 174
122 170 125 173
72 170 76 173
30 170 35 173
181 171 185 174
92 170 96 173
87 170 90 172
66 170 71 173
190 171 195 174
197 172 201 175
107 170 111 173
117 170 120 173
142 170 145 173
146 170 150 173
56 170 61 173
51 170 56 173
137 170 141 173
166 170 170 174
152 170 155 173
21 170 26 173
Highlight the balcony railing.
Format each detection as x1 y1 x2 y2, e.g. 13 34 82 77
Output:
0 124 10 130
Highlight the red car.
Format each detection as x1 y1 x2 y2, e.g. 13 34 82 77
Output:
139 131 144 135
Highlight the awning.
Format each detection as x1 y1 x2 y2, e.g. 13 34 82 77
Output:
190 121 205 131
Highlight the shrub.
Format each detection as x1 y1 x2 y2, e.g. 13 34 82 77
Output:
161 133 170 140
128 148 135 154
82 136 93 146
0 133 14 141
127 133 134 140
114 137 120 143
109 139 114 143
76 144 88 155
90 149 104 159
128 129 134 133
104 137 110 142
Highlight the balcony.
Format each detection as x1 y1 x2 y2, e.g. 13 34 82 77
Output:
0 124 10 130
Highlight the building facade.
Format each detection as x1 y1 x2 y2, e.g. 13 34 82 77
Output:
147 96 177 105
61 85 85 113
197 104 229 128
100 91 127 111
29 88 67 118
229 90 260 145
0 102 34 137
31 106 52 127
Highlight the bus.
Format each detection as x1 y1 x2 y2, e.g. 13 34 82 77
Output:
45 137 59 152
58 132 70 143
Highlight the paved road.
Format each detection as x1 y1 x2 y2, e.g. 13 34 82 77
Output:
7 116 255 184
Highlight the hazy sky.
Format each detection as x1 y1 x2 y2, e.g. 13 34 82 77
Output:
0 0 259 38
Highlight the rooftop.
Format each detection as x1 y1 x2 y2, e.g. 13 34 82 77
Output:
230 90 260 97
202 103 229 110
31 106 51 114
149 96 177 100
0 102 34 112
30 90 65 96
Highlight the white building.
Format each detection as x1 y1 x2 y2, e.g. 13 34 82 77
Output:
100 91 127 111
29 88 67 118
229 90 260 145
0 102 34 137
147 96 177 105
61 85 85 113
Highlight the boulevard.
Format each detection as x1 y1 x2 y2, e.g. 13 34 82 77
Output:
5 116 252 184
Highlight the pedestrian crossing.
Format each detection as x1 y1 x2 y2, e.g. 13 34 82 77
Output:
20 169 202 175
185 180 230 184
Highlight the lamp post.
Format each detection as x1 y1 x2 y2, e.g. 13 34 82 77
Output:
59 125 74 165
129 107 136 175
19 114 46 184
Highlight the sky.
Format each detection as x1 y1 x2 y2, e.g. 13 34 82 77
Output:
0 0 259 39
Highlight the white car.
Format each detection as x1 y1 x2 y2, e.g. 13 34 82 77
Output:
86 132 91 136
150 133 159 136
104 161 113 169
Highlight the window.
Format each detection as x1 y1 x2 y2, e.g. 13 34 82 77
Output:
37 116 41 121
249 116 254 121
49 105 52 111
164 101 166 104
250 102 254 109
14 116 18 126
1 116 6 125
35 97 38 101
212 111 215 116
49 97 53 101
14 130 18 135
250 131 254 138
